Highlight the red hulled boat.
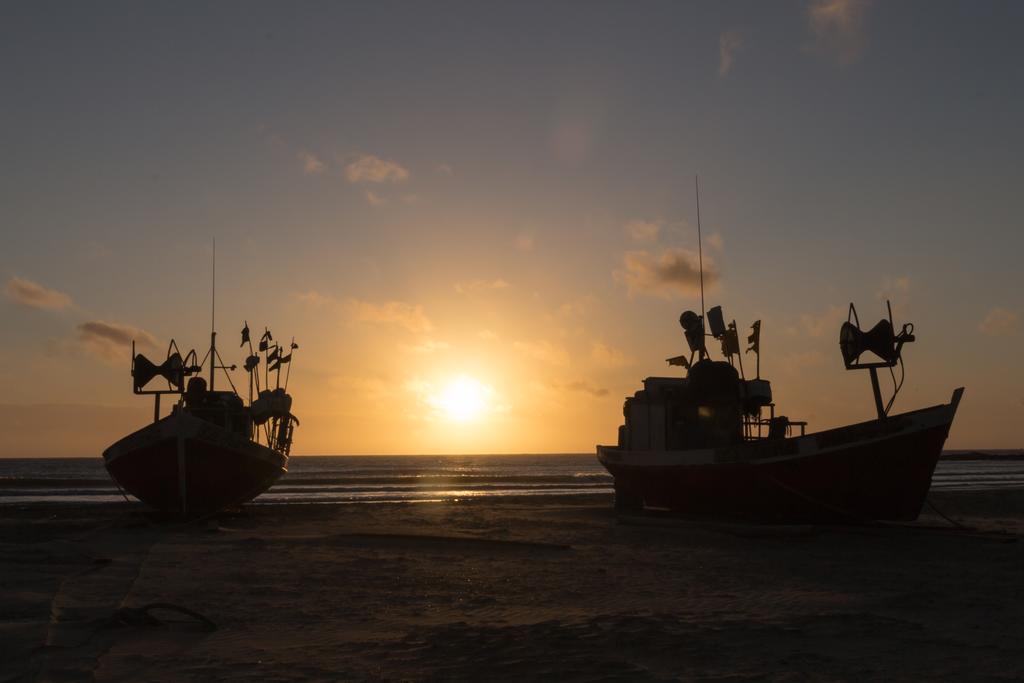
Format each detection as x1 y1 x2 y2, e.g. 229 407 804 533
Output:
597 301 963 523
103 322 299 518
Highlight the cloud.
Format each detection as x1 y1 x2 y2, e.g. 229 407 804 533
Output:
625 219 661 243
77 321 156 361
876 275 911 317
344 155 409 184
706 232 724 250
558 380 609 398
514 233 535 252
4 276 72 311
435 163 454 176
454 279 510 294
513 339 569 366
979 308 1020 337
554 296 596 320
347 299 434 333
365 190 386 206
299 151 326 175
799 304 846 337
614 248 719 299
403 339 450 354
293 290 333 307
781 350 826 373
806 0 871 65
719 30 744 76
876 275 910 299
590 341 634 369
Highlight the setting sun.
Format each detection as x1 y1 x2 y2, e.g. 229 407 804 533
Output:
431 376 493 423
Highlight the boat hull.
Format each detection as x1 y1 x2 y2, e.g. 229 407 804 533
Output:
597 389 963 522
103 411 287 518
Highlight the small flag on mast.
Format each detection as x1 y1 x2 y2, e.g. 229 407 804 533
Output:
746 320 761 354
240 322 250 347
721 323 741 357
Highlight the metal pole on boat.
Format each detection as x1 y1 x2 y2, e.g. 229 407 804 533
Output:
869 367 885 420
695 175 707 360
210 238 216 392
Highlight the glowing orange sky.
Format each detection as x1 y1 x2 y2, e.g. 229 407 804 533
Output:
2 2 1022 456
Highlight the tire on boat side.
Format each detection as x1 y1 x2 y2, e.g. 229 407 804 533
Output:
614 482 644 511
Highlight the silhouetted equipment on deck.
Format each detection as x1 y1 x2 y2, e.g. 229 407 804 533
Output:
131 341 202 422
664 303 785 439
679 310 705 355
132 342 202 395
133 352 185 393
706 305 727 338
185 376 207 405
839 301 915 419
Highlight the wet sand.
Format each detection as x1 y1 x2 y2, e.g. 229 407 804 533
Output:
2 491 1022 682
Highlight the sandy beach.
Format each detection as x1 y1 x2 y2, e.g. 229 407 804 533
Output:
1 491 1022 682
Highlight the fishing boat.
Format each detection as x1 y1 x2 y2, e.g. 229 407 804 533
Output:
596 180 962 522
103 323 299 518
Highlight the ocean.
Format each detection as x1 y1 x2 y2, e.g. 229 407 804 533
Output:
1 453 1023 507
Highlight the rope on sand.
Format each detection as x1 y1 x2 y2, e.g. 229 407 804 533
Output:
924 497 967 529
108 603 217 632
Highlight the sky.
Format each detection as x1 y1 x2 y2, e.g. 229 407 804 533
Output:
2 0 1022 457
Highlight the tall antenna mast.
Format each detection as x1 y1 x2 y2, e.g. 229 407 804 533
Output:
209 237 216 391
695 174 706 333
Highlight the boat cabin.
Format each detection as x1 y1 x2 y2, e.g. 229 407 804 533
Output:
174 376 252 438
619 360 799 451
619 307 808 452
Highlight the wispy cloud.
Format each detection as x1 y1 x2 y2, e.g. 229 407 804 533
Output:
625 219 661 243
347 299 433 333
4 276 72 311
293 290 333 307
299 151 326 175
299 290 436 335
979 307 1020 337
513 339 569 366
454 279 510 294
614 248 719 299
365 190 386 206
344 154 409 184
799 304 846 337
435 163 453 176
515 233 535 252
590 341 634 369
77 321 156 361
556 379 609 398
718 30 744 77
781 350 826 373
403 339 450 354
806 0 872 65
876 275 911 317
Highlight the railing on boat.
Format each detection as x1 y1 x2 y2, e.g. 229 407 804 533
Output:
743 403 807 441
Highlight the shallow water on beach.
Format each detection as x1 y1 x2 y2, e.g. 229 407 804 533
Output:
0 453 1022 506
